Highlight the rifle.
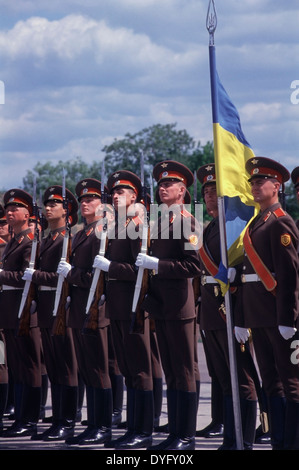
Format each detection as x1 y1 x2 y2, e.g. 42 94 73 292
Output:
129 153 150 334
83 162 108 335
52 169 71 336
17 177 39 336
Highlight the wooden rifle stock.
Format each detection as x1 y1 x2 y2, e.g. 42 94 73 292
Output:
17 279 37 337
82 269 105 335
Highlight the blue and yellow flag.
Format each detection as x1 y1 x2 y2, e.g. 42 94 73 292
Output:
209 44 258 293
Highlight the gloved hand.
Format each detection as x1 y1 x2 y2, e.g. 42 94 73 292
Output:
22 267 35 281
57 261 72 278
135 253 159 272
30 300 37 314
227 267 236 283
65 296 71 310
93 255 111 272
234 326 250 344
98 294 106 307
278 325 297 340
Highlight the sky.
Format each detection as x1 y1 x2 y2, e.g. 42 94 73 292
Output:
0 0 298 190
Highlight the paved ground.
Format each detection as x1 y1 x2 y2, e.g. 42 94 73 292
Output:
0 342 271 453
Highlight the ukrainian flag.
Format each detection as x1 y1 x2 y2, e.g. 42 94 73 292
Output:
209 43 258 293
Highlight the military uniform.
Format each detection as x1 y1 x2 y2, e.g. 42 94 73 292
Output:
25 186 79 441
235 157 299 450
101 170 154 450
60 179 112 446
291 166 299 232
141 161 201 451
196 163 258 450
0 189 42 438
0 205 9 433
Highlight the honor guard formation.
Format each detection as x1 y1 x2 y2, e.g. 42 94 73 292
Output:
0 158 299 451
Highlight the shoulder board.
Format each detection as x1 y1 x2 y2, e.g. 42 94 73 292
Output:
0 237 6 245
86 227 94 237
61 230 66 237
273 208 286 218
131 215 143 226
26 232 34 240
181 208 192 218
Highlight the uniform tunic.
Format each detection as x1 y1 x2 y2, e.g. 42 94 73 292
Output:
236 203 299 400
66 221 110 389
31 227 78 386
142 206 201 392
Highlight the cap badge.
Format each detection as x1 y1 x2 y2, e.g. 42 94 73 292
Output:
49 187 55 192
113 173 120 179
207 175 213 181
205 165 213 171
251 159 258 165
81 181 88 186
9 191 15 196
161 163 168 168
83 188 88 194
162 171 168 178
253 168 260 175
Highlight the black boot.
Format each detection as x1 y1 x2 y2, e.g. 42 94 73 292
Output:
153 378 163 430
148 389 177 450
110 374 123 427
3 385 41 438
164 390 197 450
268 396 286 450
116 389 153 449
66 385 94 445
44 385 77 441
197 376 223 438
218 395 235 450
78 388 113 445
104 387 135 448
240 399 257 450
284 401 299 450
31 383 62 440
0 383 8 435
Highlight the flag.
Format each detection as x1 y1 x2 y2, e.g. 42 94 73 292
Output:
208 44 258 293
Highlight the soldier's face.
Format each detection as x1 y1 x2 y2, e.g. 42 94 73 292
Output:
112 188 136 210
5 205 29 228
45 202 65 222
0 221 9 237
203 184 218 217
158 181 185 206
250 178 280 204
80 196 101 220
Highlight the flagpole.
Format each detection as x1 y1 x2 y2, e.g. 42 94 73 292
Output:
206 0 244 450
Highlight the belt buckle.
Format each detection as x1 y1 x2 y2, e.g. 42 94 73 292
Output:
241 274 246 283
201 275 206 286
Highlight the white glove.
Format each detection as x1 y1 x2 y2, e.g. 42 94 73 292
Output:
228 267 236 283
30 300 37 314
278 325 297 340
98 294 106 307
57 261 72 278
22 267 35 281
65 296 71 310
135 253 159 272
234 326 250 344
93 255 111 272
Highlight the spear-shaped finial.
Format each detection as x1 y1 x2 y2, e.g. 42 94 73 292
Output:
206 0 217 46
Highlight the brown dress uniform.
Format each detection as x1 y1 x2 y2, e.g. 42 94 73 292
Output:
142 161 201 451
291 166 299 234
0 190 42 438
104 170 154 450
235 157 299 450
28 186 79 441
64 179 112 446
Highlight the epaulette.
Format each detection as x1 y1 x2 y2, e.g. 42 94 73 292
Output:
131 215 143 227
273 207 286 218
0 237 6 245
26 232 34 240
85 226 94 237
181 208 192 218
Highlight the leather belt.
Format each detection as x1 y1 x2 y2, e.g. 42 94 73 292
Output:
201 275 217 285
241 273 275 283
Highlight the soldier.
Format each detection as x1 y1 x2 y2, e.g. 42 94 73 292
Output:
0 189 42 438
291 166 299 230
57 178 113 446
94 170 154 450
22 185 79 441
136 160 201 451
234 157 299 450
196 163 258 450
0 204 11 434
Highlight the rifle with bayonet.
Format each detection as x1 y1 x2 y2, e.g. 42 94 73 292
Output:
52 169 71 336
83 162 108 335
17 177 39 336
192 169 201 306
129 153 150 334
